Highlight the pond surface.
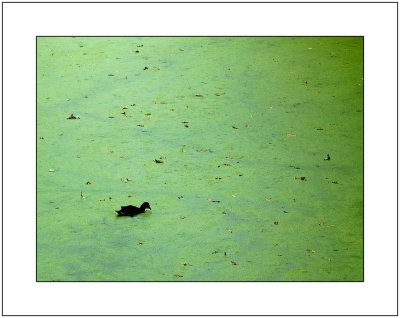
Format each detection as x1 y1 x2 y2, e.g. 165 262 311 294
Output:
37 37 363 281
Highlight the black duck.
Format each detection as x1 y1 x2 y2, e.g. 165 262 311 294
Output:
116 202 151 217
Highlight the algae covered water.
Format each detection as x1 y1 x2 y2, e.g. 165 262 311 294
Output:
37 37 363 281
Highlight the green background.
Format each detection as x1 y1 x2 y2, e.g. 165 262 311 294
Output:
37 37 363 281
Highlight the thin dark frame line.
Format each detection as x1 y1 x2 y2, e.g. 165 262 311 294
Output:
2 1 399 3
36 36 365 37
6 312 392 316
1 1 3 317
36 35 364 285
4 313 399 317
35 37 38 286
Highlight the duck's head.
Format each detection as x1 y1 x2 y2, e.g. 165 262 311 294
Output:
141 202 151 210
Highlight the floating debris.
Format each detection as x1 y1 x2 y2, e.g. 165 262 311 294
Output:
107 74 114 76
231 261 238 266
195 94 203 97
48 169 55 172
80 191 85 199
143 66 148 70
86 181 91 185
67 113 80 120
154 158 164 164
295 176 307 181
209 199 221 203
178 195 184 199
215 92 225 96
274 221 279 225
196 148 212 152
324 154 331 161
232 125 239 129
120 178 132 183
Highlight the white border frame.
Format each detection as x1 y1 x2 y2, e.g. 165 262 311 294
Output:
3 2 397 316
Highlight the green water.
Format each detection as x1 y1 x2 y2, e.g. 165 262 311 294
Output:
37 37 363 281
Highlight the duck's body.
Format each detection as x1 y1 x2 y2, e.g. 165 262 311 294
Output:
116 202 151 217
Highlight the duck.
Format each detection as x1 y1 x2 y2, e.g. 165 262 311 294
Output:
116 202 151 217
